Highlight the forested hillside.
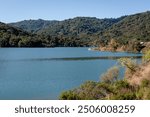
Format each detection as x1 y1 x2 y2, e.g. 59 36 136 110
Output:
1 11 150 49
37 17 123 38
0 22 29 47
92 11 150 52
10 17 123 47
98 11 150 45
10 19 58 33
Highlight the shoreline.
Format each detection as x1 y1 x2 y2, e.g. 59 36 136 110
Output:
90 41 150 54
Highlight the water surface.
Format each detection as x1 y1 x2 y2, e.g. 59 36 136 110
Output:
0 48 142 99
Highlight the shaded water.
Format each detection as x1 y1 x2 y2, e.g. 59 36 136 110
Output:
0 48 142 99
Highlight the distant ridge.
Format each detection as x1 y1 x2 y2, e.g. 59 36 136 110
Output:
0 11 150 49
9 19 58 33
99 11 150 43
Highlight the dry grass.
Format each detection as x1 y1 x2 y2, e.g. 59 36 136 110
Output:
127 62 150 85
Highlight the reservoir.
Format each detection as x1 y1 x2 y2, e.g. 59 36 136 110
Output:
0 48 142 99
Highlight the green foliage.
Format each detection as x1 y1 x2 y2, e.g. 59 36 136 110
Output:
77 81 102 100
59 79 137 100
38 17 120 35
141 79 150 88
1 11 150 48
97 11 150 52
137 80 150 99
114 80 130 89
59 91 80 100
0 22 34 47
100 66 119 83
10 19 54 33
59 77 150 100
143 50 150 62
118 58 138 81
100 11 150 44
59 81 115 100
0 38 10 47
0 22 46 47
118 58 137 72
110 92 136 100
9 17 123 47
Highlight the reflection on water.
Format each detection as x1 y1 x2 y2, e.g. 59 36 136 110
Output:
0 56 142 62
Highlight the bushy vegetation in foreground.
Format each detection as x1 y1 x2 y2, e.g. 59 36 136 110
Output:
59 51 150 100
60 79 150 100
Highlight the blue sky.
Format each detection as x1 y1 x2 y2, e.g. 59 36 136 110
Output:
0 0 150 23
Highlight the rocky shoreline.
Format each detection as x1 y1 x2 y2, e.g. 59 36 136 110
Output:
92 41 150 53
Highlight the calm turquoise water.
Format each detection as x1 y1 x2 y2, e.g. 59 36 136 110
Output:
0 48 141 99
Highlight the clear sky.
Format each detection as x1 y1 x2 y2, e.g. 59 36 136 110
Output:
0 0 150 23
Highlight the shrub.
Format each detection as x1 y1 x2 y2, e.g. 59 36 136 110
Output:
118 58 137 72
92 83 114 99
78 81 98 100
59 90 80 100
110 92 136 100
136 87 150 100
141 79 150 88
118 58 138 80
143 50 150 62
100 66 119 83
114 80 130 89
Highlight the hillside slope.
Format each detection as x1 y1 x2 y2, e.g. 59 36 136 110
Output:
37 17 125 46
99 11 150 43
9 19 58 33
38 17 122 36
1 11 150 48
10 17 124 46
0 22 43 47
95 11 150 52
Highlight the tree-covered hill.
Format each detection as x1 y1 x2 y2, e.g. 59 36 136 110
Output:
0 22 29 47
9 17 124 47
38 17 126 46
37 17 123 37
1 11 150 48
0 22 44 47
10 17 123 36
9 19 58 33
99 11 150 45
0 22 29 36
